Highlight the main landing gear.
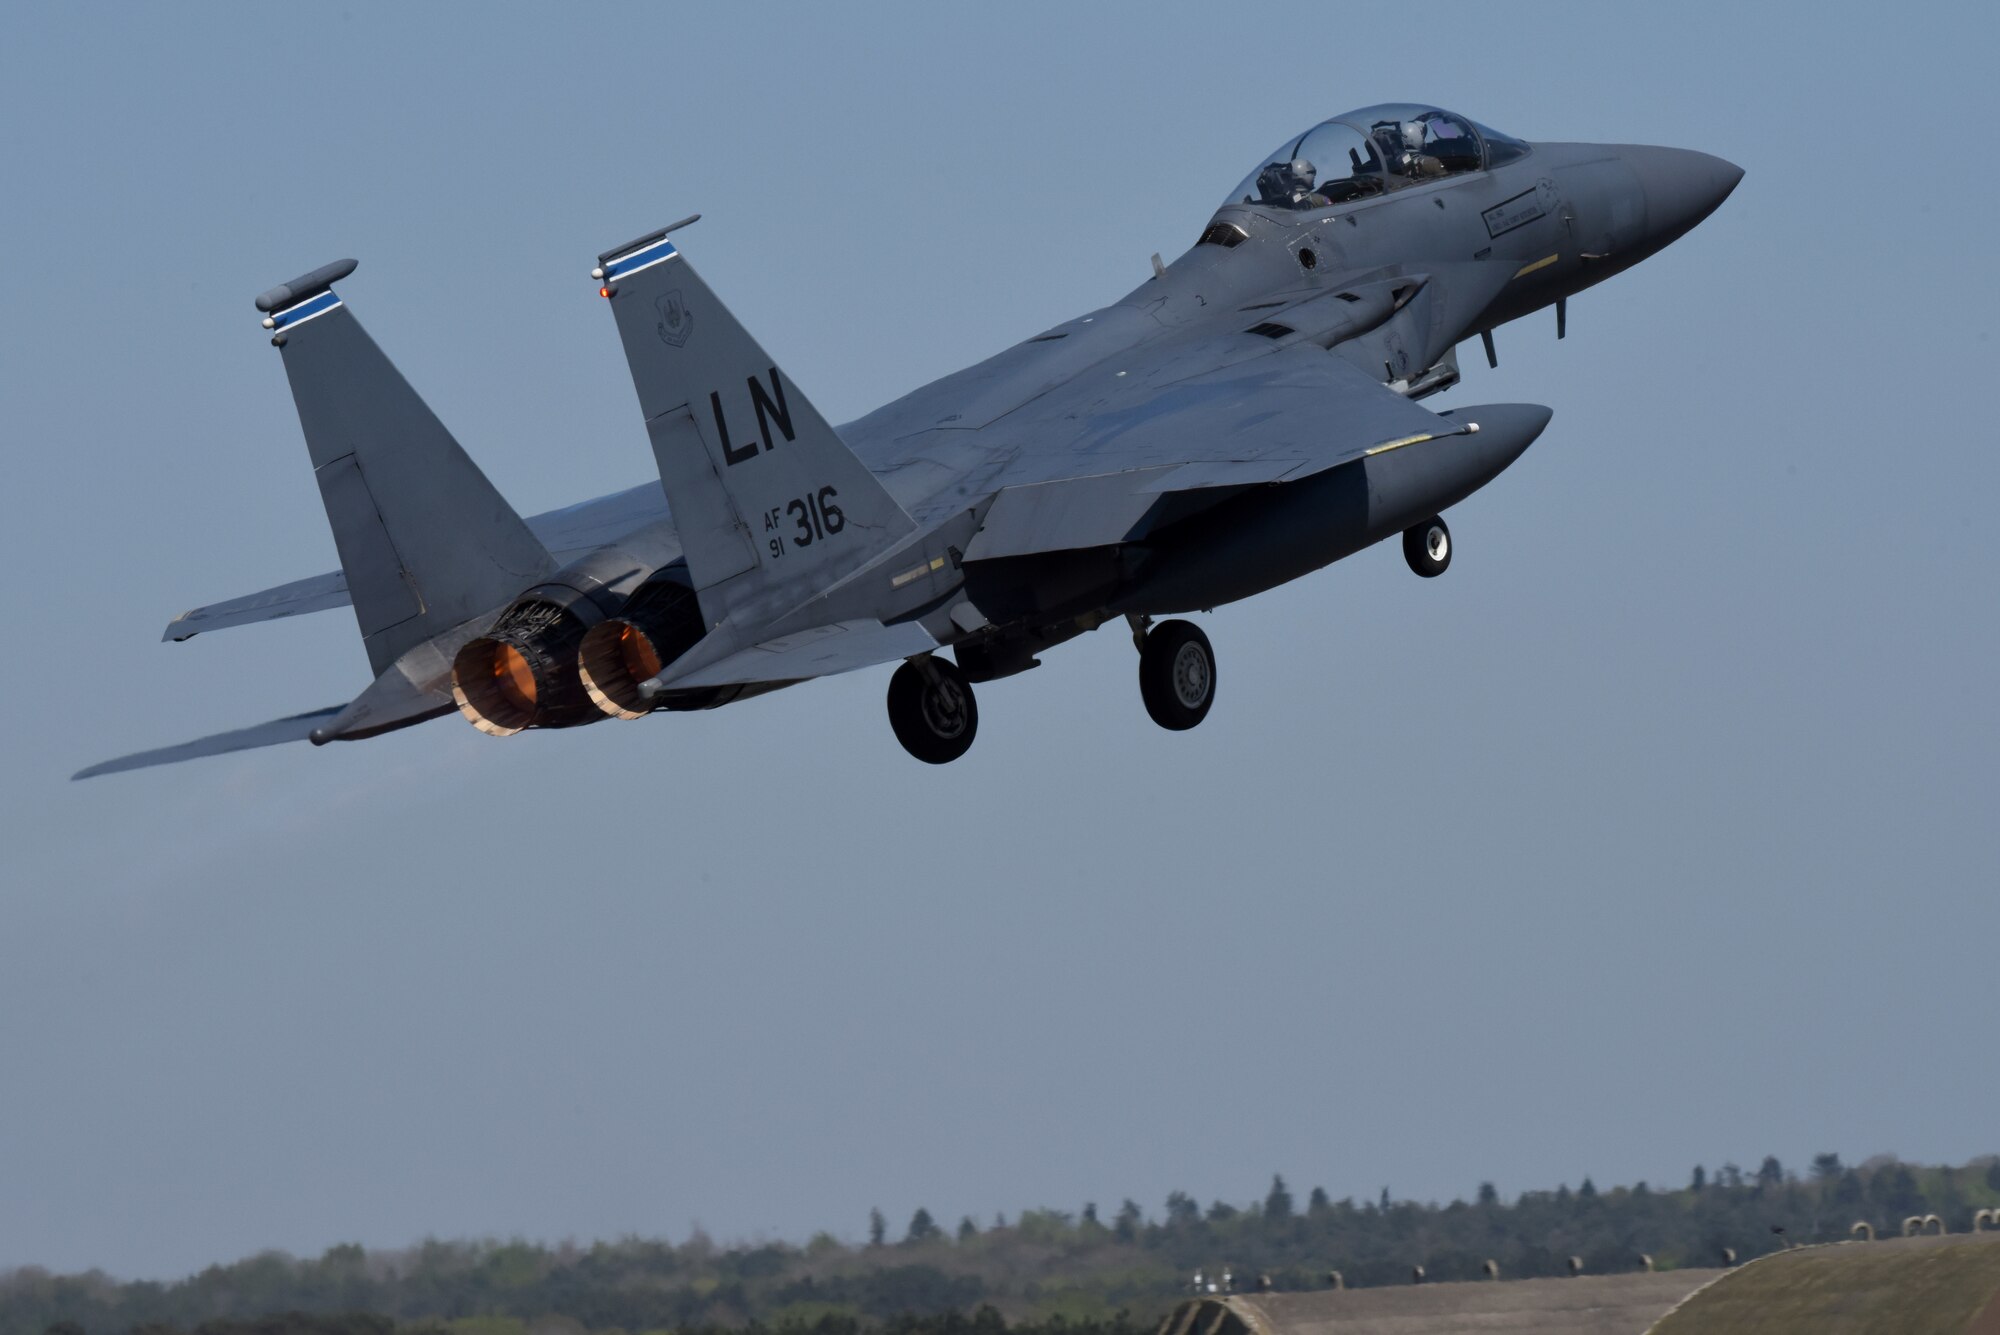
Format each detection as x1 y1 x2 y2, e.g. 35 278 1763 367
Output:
887 655 978 764
1131 615 1217 731
1403 515 1451 577
884 617 1221 762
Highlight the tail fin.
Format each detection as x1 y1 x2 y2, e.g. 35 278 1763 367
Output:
595 224 914 625
259 261 554 674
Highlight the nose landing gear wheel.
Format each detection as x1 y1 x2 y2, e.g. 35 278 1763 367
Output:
887 656 978 763
1138 619 1216 731
1403 516 1451 577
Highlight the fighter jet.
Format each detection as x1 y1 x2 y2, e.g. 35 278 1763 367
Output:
77 104 1740 777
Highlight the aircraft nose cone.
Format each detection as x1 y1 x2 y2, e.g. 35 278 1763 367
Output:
1625 146 1743 242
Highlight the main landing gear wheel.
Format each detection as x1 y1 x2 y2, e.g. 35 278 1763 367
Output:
887 656 978 764
1403 515 1451 577
1138 619 1216 731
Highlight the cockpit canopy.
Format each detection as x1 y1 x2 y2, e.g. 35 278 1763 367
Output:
1224 104 1528 211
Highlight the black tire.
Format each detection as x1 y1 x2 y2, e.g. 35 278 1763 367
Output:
1139 619 1216 731
886 657 978 763
1403 516 1451 577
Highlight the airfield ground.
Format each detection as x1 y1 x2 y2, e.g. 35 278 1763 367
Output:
1189 1268 1724 1334
1649 1231 2000 1334
1157 1230 2000 1334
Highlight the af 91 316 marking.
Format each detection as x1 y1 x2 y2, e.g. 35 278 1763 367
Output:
763 486 845 559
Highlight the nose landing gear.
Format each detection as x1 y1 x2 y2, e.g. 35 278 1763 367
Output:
887 655 979 763
1134 617 1217 731
1403 515 1451 577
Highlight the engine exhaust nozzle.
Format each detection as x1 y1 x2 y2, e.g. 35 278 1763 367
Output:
576 572 707 719
450 596 601 735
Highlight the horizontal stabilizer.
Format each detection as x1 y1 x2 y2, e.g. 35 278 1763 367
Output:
654 618 938 691
165 570 351 640
162 482 679 643
73 706 344 780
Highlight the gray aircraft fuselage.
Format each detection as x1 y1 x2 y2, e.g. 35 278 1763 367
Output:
832 134 1741 680
86 108 1741 777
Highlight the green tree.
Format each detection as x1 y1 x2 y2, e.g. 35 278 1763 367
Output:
1811 1152 1844 1182
1757 1156 1784 1187
1690 1165 1706 1192
1165 1192 1199 1226
957 1216 979 1242
905 1208 941 1244
1113 1200 1142 1243
1308 1186 1332 1216
1987 1161 2000 1192
1477 1182 1499 1207
1578 1178 1598 1199
869 1208 887 1247
1264 1175 1294 1220
1876 1164 1923 1217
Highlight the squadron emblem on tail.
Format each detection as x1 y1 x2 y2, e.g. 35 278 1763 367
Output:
655 290 693 347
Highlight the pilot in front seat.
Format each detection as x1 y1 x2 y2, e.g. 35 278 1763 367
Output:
1375 121 1448 180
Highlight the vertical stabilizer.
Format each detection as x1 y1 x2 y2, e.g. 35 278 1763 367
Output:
595 226 915 627
258 263 554 674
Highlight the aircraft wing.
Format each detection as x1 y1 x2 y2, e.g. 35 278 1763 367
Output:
954 343 1463 559
658 619 941 690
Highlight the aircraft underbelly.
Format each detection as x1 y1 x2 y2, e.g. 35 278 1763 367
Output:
1114 406 1546 614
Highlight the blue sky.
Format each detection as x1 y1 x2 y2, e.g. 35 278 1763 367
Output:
2 0 1995 1279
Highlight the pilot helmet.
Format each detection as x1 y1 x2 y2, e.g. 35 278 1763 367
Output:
1290 157 1317 186
1399 122 1426 153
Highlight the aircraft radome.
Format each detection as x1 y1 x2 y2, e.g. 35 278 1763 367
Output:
79 105 1741 778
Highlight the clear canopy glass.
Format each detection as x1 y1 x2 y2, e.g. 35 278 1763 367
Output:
1223 105 1522 210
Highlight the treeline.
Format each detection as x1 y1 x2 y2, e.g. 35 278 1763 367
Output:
28 1310 1149 1335
7 1155 1998 1335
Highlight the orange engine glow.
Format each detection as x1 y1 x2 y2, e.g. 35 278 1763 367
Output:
451 636 546 736
619 623 664 683
576 618 667 721
493 643 538 711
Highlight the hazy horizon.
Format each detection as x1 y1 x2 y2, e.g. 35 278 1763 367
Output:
16 1148 1988 1281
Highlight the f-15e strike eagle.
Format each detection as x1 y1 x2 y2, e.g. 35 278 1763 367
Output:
78 105 1740 777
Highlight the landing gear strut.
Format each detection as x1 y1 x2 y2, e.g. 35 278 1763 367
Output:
1403 515 1451 577
887 655 978 763
1135 617 1217 731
